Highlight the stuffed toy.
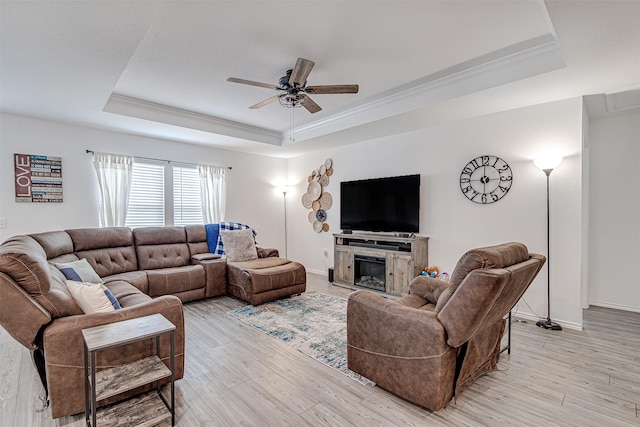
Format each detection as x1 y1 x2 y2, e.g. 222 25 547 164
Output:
422 265 440 278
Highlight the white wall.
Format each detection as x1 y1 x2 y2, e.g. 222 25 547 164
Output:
588 111 640 312
0 114 288 254
287 98 584 328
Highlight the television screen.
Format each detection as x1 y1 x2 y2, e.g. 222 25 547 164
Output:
340 174 420 233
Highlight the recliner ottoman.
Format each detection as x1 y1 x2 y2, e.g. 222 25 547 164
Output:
226 257 306 305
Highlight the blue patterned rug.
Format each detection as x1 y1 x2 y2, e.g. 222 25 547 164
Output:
228 291 374 386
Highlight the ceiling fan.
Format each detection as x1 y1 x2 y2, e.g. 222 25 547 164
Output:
227 58 359 114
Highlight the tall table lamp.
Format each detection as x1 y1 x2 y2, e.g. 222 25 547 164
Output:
533 155 563 331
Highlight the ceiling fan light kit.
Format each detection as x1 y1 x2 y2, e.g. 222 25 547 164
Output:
228 58 359 114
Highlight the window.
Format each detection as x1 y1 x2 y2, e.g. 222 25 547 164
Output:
173 166 203 226
125 162 204 228
125 162 165 228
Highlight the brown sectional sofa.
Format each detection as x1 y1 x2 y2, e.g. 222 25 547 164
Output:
0 224 305 418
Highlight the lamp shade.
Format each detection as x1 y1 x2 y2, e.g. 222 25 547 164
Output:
533 155 563 171
279 186 292 195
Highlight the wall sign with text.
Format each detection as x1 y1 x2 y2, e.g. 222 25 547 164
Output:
14 153 63 203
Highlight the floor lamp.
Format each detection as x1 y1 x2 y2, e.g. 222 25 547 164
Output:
533 155 563 331
281 188 289 259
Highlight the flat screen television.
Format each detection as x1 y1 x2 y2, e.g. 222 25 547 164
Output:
340 174 420 233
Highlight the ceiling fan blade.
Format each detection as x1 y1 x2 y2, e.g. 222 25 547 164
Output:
302 95 322 113
250 96 279 109
290 58 315 87
306 84 359 94
227 77 279 90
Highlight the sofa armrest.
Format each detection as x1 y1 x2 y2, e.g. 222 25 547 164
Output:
190 258 227 298
0 272 52 350
408 275 450 306
42 295 185 418
191 253 220 262
257 247 279 258
43 295 185 366
347 290 449 357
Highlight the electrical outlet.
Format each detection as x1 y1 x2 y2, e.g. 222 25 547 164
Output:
0 218 6 229
322 248 328 257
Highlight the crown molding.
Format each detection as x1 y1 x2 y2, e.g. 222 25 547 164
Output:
288 34 566 143
103 94 283 146
104 35 565 147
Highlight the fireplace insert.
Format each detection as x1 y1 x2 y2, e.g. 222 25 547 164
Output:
354 254 385 292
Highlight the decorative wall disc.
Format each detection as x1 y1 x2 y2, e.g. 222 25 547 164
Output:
319 192 333 209
307 181 322 201
301 193 313 209
302 158 335 233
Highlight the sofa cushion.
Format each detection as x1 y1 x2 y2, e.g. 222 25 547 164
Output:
55 258 103 284
228 258 305 294
133 227 191 270
185 224 209 256
221 229 258 262
67 228 138 277
229 257 290 270
103 281 151 307
30 231 74 259
146 265 205 297
102 271 149 294
65 280 115 314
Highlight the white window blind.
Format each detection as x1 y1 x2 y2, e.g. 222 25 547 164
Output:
173 166 203 226
125 162 165 228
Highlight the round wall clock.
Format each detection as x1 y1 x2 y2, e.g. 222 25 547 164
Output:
459 155 513 204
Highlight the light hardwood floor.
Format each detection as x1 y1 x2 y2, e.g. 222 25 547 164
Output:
1 273 639 426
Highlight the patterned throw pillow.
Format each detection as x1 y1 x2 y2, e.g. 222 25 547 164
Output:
220 229 259 262
55 258 103 284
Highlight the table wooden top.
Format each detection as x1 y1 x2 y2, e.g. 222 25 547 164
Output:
81 314 175 351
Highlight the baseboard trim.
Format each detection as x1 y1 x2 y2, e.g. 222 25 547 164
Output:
511 310 583 331
305 268 327 277
588 301 640 314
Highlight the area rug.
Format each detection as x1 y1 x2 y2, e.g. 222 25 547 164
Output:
228 291 375 386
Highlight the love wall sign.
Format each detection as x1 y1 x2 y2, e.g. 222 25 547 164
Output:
14 153 63 203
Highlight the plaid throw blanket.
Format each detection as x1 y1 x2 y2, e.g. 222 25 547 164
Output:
206 222 258 256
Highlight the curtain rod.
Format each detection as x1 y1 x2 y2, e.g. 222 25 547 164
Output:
86 150 232 170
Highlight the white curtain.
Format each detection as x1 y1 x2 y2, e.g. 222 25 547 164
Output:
199 165 226 223
92 152 133 227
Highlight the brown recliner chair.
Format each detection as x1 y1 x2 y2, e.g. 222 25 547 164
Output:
347 242 545 411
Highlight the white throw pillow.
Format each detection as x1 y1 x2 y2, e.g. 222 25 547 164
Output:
65 280 115 314
220 229 258 262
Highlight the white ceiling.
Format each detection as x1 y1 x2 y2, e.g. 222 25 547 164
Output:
1 1 638 158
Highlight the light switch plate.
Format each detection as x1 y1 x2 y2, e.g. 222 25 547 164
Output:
0 218 7 229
